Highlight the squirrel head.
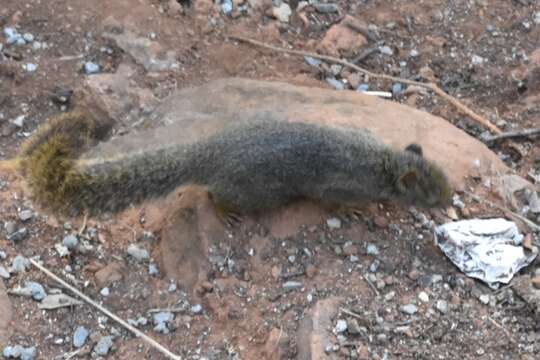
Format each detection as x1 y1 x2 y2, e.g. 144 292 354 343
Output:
393 143 452 208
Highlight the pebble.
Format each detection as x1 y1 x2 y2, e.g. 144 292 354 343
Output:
282 281 303 291
62 234 78 249
22 33 34 42
73 326 89 348
272 3 292 23
347 319 361 335
326 217 341 229
392 83 403 95
128 317 148 327
356 84 369 92
410 49 420 57
471 55 485 65
0 251 5 260
94 336 113 356
3 345 37 360
18 210 32 221
304 56 322 67
100 287 110 297
313 3 339 13
4 221 16 235
23 63 38 72
379 46 393 56
220 0 233 14
535 12 540 25
366 243 379 255
168 282 177 292
532 276 540 289
418 291 429 303
334 319 347 333
436 300 449 314
8 228 28 242
0 266 10 279
127 244 149 261
400 304 418 315
479 294 490 305
10 255 30 273
26 281 47 301
329 64 342 76
153 312 174 334
84 62 100 74
325 77 345 91
148 263 159 275
190 304 203 314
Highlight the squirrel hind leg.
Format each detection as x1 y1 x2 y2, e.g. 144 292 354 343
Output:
208 192 244 227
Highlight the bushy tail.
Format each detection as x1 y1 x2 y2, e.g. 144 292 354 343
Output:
20 111 114 215
21 111 203 215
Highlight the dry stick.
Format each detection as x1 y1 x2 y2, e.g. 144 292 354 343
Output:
29 259 183 360
229 36 502 135
483 127 540 143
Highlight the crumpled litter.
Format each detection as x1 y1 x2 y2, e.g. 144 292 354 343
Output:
434 218 538 289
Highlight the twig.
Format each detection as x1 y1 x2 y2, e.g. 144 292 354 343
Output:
339 307 363 320
77 212 88 236
488 316 516 344
464 191 540 232
362 274 380 296
229 35 502 135
483 128 540 143
29 259 182 360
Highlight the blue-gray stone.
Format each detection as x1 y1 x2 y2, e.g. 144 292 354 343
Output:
94 336 113 356
73 326 89 348
84 62 100 74
26 281 46 301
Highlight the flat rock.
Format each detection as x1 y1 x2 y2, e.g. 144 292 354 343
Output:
85 77 510 188
317 16 368 57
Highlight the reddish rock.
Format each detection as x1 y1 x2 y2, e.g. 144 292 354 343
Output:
317 16 368 57
95 261 125 288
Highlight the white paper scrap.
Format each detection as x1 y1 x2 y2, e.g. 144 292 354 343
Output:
434 218 538 289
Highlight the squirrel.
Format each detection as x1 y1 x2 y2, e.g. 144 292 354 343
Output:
4 111 452 217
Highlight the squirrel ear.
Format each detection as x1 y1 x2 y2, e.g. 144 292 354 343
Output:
405 143 423 157
398 170 419 189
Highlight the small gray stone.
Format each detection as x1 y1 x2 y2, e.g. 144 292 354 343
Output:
94 336 113 356
19 210 33 222
272 3 292 22
325 77 345 91
356 84 369 92
329 64 342 76
220 0 233 14
62 234 79 249
22 33 34 42
8 227 28 242
73 326 89 348
84 62 100 74
347 319 361 335
0 266 10 279
313 3 339 13
392 83 403 95
0 251 6 260
366 243 379 255
418 291 429 303
3 345 22 358
282 281 303 291
4 221 16 235
479 294 490 305
400 304 418 315
190 304 203 314
304 56 322 67
26 281 47 301
23 63 38 72
435 300 448 314
168 282 177 292
326 217 341 229
153 312 174 334
127 244 149 261
379 46 393 56
10 255 30 273
471 55 485 65
100 287 110 297
334 319 347 333
148 263 159 275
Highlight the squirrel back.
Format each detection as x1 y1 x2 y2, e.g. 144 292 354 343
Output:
19 112 452 215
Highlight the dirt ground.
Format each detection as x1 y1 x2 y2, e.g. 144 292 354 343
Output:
1 0 540 359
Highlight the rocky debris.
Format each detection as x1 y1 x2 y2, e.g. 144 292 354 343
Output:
153 312 174 334
62 234 78 249
190 304 203 314
38 294 82 310
2 345 37 360
17 210 32 222
93 335 114 356
0 266 9 279
400 304 418 315
73 326 90 348
103 29 178 72
9 256 30 273
318 16 368 57
127 244 150 261
83 62 100 74
272 2 292 23
326 217 341 229
7 228 28 243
